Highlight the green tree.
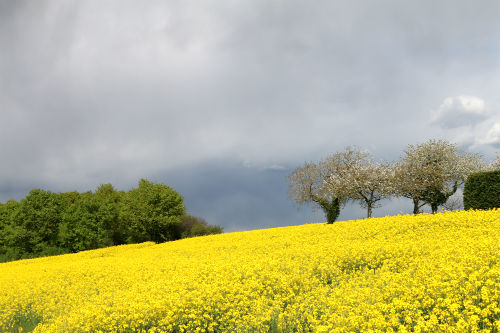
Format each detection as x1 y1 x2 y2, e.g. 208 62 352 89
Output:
0 200 18 231
421 183 458 214
94 184 128 245
463 170 500 210
123 179 185 243
59 192 116 252
179 214 223 238
8 189 64 258
0 200 20 261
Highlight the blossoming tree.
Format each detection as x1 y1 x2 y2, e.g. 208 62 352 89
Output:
393 139 485 214
325 148 394 218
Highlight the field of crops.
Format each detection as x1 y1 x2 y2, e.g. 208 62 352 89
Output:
1 209 499 333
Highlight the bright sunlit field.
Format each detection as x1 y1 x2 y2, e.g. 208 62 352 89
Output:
1 209 499 333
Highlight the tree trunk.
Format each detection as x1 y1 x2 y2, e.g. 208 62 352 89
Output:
365 192 374 218
412 198 420 214
431 202 439 214
424 182 458 214
317 198 340 224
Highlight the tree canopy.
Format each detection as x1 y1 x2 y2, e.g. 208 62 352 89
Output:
393 139 485 213
288 160 344 224
289 139 488 222
325 148 393 218
0 179 222 263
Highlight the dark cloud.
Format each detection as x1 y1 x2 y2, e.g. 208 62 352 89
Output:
154 160 416 232
1 0 498 230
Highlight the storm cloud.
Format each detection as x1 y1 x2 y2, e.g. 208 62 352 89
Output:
1 0 498 230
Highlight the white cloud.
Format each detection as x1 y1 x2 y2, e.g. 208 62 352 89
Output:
429 96 499 154
431 95 489 129
476 121 500 147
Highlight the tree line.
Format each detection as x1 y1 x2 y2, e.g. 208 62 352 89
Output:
0 179 222 262
288 139 500 223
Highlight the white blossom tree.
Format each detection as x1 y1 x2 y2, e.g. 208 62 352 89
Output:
393 139 485 214
490 150 500 170
289 146 395 222
288 147 369 223
287 161 345 224
324 148 393 218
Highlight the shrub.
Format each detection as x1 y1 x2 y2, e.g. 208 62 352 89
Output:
463 170 500 210
179 214 223 238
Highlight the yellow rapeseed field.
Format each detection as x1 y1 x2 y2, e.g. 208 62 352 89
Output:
0 209 499 333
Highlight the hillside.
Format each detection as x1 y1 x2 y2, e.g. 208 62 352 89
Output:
1 209 499 333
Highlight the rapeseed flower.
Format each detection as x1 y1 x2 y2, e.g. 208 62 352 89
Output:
0 209 498 332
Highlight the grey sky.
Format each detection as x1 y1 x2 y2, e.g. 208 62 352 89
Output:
1 1 499 231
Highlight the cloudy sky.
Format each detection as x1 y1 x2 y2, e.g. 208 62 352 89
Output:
1 1 499 232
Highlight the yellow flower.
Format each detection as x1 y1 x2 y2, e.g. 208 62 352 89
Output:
0 209 498 333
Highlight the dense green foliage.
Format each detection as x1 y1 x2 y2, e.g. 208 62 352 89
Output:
463 170 500 210
0 179 222 263
121 179 185 243
316 198 340 224
179 214 224 238
421 182 459 214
